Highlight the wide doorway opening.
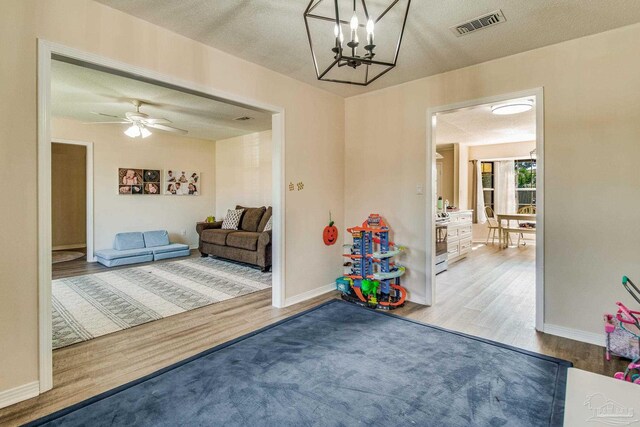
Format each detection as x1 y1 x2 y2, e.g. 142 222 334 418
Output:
427 90 544 344
37 41 285 392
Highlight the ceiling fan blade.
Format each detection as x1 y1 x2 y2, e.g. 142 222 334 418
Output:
143 118 172 124
82 121 130 125
146 123 188 135
91 112 124 119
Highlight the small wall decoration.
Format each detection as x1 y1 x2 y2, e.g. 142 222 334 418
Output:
297 181 305 191
143 169 161 195
165 169 200 195
323 211 338 246
118 168 143 195
119 168 161 195
289 182 295 191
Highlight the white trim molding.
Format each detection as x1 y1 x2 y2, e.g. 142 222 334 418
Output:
284 283 336 307
37 39 54 394
426 88 545 331
544 323 605 347
0 381 39 410
37 39 287 400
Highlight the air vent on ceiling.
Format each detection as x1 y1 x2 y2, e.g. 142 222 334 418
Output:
450 10 506 37
234 116 253 121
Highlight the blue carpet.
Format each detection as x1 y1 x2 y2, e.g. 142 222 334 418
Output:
28 300 570 426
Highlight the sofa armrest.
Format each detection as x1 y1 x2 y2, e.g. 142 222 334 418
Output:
257 230 273 271
197 221 223 236
258 230 272 248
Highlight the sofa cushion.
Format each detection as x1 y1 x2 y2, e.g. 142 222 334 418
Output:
143 230 170 248
114 232 145 250
151 243 190 254
258 206 272 232
236 206 266 232
222 209 244 230
95 247 153 261
201 229 236 246
226 231 260 251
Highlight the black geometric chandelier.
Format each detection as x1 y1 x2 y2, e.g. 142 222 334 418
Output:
304 0 411 86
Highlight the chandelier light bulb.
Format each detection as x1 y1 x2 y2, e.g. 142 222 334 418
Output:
140 127 152 138
366 18 375 44
350 12 359 31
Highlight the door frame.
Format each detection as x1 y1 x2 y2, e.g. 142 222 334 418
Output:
51 138 94 262
425 88 545 332
37 39 287 392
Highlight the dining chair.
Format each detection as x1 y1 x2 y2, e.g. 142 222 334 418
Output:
484 206 501 245
517 205 536 246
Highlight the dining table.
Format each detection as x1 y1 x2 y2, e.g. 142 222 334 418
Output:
496 213 536 249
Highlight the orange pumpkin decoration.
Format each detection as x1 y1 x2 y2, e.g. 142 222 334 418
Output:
323 212 338 246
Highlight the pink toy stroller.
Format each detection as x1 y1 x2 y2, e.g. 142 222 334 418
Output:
605 276 640 382
604 276 640 360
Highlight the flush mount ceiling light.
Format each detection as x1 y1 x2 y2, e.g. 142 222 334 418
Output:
491 99 534 115
304 0 411 86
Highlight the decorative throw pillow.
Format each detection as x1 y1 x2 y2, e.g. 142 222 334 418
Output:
222 209 244 230
263 215 273 232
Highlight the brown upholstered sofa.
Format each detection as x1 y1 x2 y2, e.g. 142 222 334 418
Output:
197 206 272 272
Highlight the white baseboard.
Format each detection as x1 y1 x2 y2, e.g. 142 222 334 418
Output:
284 283 336 307
0 381 39 409
406 294 427 305
543 323 605 347
52 243 86 250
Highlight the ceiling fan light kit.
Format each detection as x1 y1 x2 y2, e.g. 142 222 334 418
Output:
304 0 411 86
85 100 188 139
124 124 141 138
125 124 152 139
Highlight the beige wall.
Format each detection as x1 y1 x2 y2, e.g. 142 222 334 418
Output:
0 0 344 394
52 142 86 248
215 130 272 219
346 24 640 339
52 117 216 250
0 0 39 396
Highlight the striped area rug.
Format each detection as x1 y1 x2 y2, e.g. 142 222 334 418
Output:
52 257 272 349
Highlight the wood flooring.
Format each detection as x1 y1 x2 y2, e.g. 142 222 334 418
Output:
0 245 625 426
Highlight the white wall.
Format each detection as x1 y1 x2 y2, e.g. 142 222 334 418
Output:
345 23 640 340
215 130 272 218
52 117 216 250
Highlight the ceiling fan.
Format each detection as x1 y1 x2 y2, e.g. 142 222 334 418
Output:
85 100 188 138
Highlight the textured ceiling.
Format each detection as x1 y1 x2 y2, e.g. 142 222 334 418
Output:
95 0 640 97
52 60 272 141
435 97 535 146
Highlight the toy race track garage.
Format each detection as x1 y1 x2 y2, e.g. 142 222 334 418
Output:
337 214 407 310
